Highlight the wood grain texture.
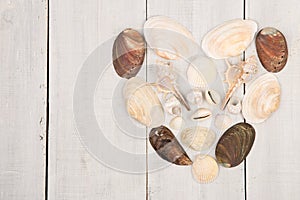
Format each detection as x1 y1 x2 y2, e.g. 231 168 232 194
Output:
246 0 300 199
49 0 146 199
146 0 245 199
0 0 47 199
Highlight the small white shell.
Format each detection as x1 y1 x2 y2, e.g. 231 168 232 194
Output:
169 116 184 130
186 89 203 105
214 114 232 130
192 155 219 184
205 90 221 105
186 65 208 88
191 108 212 121
227 97 242 114
164 94 182 116
181 126 216 151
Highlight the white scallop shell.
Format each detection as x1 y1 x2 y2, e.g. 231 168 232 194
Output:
144 16 199 60
202 19 257 59
205 90 221 105
192 155 219 184
181 126 216 151
191 108 212 121
227 96 242 114
242 73 281 123
123 77 165 127
186 89 203 105
214 114 232 130
169 116 184 130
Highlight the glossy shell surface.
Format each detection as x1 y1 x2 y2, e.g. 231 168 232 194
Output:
256 27 288 73
215 122 255 168
149 126 192 165
113 29 145 78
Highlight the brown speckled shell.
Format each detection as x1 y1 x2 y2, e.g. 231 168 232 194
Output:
149 126 192 165
256 27 288 73
112 28 145 78
215 122 255 168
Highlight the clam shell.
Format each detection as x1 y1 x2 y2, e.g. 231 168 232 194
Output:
242 73 281 123
123 77 164 127
205 90 221 105
169 116 184 130
227 96 242 114
191 108 212 121
215 122 256 168
149 126 192 165
214 114 232 130
181 126 216 151
112 29 145 78
256 27 288 73
202 19 257 59
144 16 199 60
192 155 219 184
186 89 203 105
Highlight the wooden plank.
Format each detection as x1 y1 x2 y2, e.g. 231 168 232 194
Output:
146 0 246 199
246 0 300 199
49 0 146 199
0 0 47 199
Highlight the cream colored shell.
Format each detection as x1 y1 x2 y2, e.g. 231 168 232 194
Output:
242 73 281 123
192 155 219 184
202 19 257 59
144 16 198 60
169 116 184 130
123 77 164 127
214 114 232 130
181 126 215 151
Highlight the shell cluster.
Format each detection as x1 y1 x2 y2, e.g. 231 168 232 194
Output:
111 16 288 184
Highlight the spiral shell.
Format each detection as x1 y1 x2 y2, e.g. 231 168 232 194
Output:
112 29 145 78
215 122 256 168
149 126 192 165
144 16 199 60
181 126 216 151
227 96 242 114
242 73 281 123
192 155 219 184
186 89 203 105
123 77 164 127
256 27 288 73
202 19 257 59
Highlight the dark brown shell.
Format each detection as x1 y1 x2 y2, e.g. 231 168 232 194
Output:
149 126 192 165
112 28 146 78
215 122 255 168
256 27 288 73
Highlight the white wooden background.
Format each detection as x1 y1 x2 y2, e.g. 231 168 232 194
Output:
0 0 300 199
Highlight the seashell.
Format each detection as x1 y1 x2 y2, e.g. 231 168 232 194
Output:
112 29 146 78
169 116 184 130
186 89 203 105
164 94 182 116
242 73 281 123
192 155 219 184
227 96 242 114
155 76 190 111
256 27 288 73
214 114 232 130
191 108 212 121
221 56 258 109
188 55 217 85
215 122 256 168
149 126 192 165
202 19 257 59
144 16 199 60
186 65 207 88
205 90 221 105
181 126 216 151
123 77 164 127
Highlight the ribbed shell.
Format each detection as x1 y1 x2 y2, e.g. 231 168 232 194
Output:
256 27 288 73
192 155 219 184
112 29 145 78
149 126 192 165
215 122 255 168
